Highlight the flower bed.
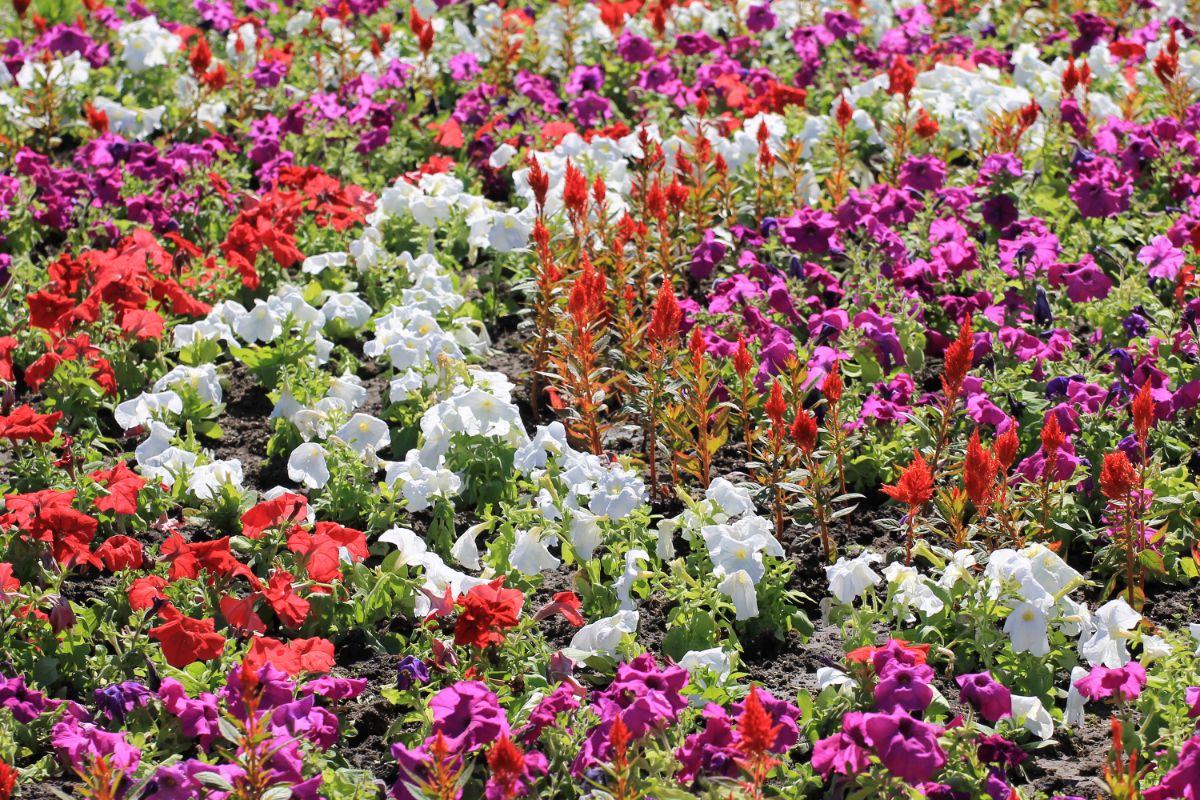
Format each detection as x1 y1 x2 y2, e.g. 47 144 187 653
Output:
1 0 1200 798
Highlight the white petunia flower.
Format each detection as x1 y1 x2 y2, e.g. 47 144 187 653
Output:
1064 666 1089 727
234 300 282 343
570 610 638 657
718 569 759 620
1011 695 1054 740
287 443 330 489
679 648 733 681
614 549 650 611
568 509 604 561
322 292 372 329
335 413 390 456
706 477 755 518
510 529 561 576
153 364 222 405
379 526 428 567
187 460 244 500
1004 602 1050 657
115 390 182 431
1080 598 1141 667
118 16 180 72
826 552 883 604
451 527 482 570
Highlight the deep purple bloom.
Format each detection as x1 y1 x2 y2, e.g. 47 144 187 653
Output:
397 655 431 691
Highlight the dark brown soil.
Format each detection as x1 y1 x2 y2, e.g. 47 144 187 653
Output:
210 363 289 490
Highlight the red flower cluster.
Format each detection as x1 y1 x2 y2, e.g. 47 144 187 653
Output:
881 450 934 509
455 577 524 649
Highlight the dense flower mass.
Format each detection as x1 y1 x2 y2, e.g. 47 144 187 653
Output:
4 0 1200 797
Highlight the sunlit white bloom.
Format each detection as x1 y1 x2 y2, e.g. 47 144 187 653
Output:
614 549 650 611
335 413 390 456
154 364 222 405
1011 695 1054 740
389 370 429 403
514 422 569 473
226 23 257 69
1190 624 1200 654
570 610 639 657
118 16 180 72
1005 602 1050 657
322 292 372 329
287 443 330 489
709 533 766 584
706 477 755 518
679 648 733 681
14 53 90 91
1080 598 1141 667
884 562 944 616
1023 542 1083 595
985 549 1053 609
415 552 490 616
718 569 759 620
568 509 604 560
134 421 176 465
654 518 676 561
511 529 561 576
302 251 347 275
235 300 282 343
1064 665 1089 727
938 550 977 589
588 465 645 520
385 450 461 511
451 526 482 570
115 390 182 431
186 460 244 501
326 375 368 411
291 399 342 442
173 318 234 349
138 446 197 487
1053 596 1092 638
826 552 883 604
817 667 855 690
379 526 427 567
488 210 531 252
91 98 165 139
1140 635 1172 663
489 143 516 168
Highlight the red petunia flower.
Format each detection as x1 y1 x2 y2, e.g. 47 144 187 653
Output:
244 636 335 676
0 406 63 444
149 607 226 668
128 576 168 611
95 535 144 572
263 570 311 629
454 577 524 649
90 463 147 516
241 493 308 538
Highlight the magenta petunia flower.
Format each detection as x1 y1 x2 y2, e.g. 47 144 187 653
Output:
955 672 1012 722
1073 662 1146 702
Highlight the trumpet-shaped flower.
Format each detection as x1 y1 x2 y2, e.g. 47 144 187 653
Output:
288 443 330 489
1080 598 1141 667
718 570 759 620
826 552 883 604
1004 602 1050 657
